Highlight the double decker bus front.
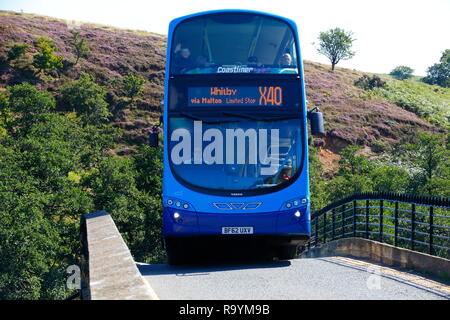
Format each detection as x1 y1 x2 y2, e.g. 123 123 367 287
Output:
162 11 310 261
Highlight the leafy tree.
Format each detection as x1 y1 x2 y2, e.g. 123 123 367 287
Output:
308 145 327 212
32 37 63 74
82 155 164 262
0 109 115 299
337 146 373 176
316 28 355 71
422 49 450 88
59 73 111 124
0 92 10 130
439 49 450 64
354 74 386 90
134 145 163 197
400 132 450 196
422 62 450 88
121 73 146 99
369 165 410 193
0 190 62 299
8 83 55 115
6 42 29 62
390 65 414 80
68 30 89 66
7 83 55 130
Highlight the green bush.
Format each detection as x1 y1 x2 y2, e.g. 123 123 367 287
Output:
354 74 386 90
389 65 414 80
8 83 55 115
6 42 29 62
7 83 55 131
59 73 111 125
68 30 90 66
122 73 146 99
32 37 63 74
0 92 9 130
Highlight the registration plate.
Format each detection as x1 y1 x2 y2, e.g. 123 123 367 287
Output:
222 227 254 234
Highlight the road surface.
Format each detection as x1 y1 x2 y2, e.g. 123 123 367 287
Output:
138 256 450 300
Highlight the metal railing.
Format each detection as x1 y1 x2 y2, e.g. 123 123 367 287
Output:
308 192 450 259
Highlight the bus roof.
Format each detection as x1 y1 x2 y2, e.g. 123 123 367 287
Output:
168 9 298 34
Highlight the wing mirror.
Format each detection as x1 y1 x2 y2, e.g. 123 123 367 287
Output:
149 116 163 148
149 130 159 147
308 107 325 136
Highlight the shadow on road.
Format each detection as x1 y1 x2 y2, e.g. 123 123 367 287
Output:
138 258 291 276
139 240 293 276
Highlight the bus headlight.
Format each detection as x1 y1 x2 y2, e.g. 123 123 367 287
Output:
294 210 301 218
173 212 181 220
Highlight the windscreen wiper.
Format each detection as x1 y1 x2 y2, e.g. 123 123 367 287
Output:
222 112 258 120
172 111 301 123
175 112 240 124
222 111 300 122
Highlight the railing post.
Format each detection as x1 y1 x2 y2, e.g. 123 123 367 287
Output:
341 204 346 238
394 201 399 247
429 206 434 255
379 200 384 243
365 200 369 239
323 211 327 243
332 208 336 240
411 203 416 251
353 200 357 237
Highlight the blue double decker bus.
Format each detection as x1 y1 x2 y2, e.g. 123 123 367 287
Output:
159 10 324 264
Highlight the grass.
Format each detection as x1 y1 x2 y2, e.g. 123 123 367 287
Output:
369 79 449 127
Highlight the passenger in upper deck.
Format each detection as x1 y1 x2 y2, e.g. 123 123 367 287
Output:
278 53 293 67
173 43 196 73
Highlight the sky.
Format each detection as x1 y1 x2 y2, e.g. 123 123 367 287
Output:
1 0 449 76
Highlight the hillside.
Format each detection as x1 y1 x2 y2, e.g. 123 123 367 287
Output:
0 10 445 167
0 10 166 153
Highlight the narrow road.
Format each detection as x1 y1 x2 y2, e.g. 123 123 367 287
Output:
138 256 450 300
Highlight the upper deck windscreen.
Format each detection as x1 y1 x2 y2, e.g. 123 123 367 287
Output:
170 13 299 75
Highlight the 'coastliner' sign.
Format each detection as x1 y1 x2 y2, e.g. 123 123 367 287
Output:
217 65 253 73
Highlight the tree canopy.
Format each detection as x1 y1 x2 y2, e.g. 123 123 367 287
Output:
390 66 414 80
316 28 355 71
422 49 450 88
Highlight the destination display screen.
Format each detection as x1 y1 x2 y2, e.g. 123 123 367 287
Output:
188 86 284 107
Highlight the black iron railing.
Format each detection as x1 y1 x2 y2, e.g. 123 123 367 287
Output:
308 192 450 259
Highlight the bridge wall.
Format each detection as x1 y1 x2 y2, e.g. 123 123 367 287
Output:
80 211 157 300
302 237 450 279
